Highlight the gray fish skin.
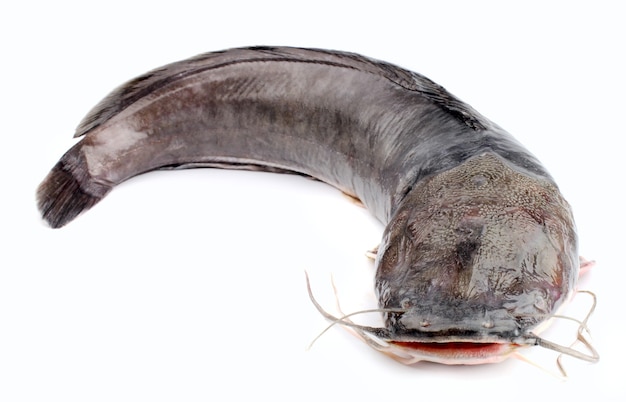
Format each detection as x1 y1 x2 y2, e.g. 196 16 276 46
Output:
37 46 579 363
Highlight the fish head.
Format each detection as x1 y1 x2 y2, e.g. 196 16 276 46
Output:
373 153 578 364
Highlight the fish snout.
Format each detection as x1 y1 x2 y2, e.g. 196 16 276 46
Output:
392 303 522 341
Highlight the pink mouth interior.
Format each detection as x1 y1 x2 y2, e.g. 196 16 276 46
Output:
389 341 520 364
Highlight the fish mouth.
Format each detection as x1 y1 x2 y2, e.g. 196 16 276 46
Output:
385 340 523 365
327 317 528 365
305 273 598 367
379 307 527 364
305 273 526 365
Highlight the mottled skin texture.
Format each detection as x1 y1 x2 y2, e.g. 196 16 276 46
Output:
375 154 577 344
37 46 580 364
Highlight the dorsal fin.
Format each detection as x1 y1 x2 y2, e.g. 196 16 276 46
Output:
75 46 487 137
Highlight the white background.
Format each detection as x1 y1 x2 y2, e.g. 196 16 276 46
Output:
2 1 624 400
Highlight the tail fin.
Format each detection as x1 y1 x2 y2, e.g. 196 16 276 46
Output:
37 143 112 228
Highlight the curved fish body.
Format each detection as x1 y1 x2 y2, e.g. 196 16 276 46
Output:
38 46 585 365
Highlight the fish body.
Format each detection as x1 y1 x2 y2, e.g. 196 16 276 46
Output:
38 46 589 365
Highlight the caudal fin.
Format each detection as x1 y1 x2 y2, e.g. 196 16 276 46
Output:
37 144 111 228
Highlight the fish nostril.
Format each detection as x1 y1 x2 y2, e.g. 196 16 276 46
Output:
400 298 413 309
533 298 548 313
482 320 495 329
420 320 431 328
